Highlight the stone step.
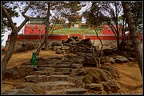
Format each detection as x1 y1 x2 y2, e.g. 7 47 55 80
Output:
36 81 76 90
25 74 70 82
52 64 72 68
64 88 87 94
71 64 83 68
52 61 73 68
53 68 71 73
50 72 70 75
47 56 63 59
25 75 50 83
59 61 73 64
52 63 83 68
37 67 54 72
49 75 69 81
37 64 54 67
45 90 66 95
29 71 45 75
45 88 89 95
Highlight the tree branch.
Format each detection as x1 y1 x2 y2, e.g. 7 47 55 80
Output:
18 5 30 31
2 5 17 33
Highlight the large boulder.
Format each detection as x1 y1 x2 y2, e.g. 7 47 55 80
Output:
100 66 119 79
51 42 62 46
17 47 27 52
114 56 129 63
100 56 115 64
102 79 121 94
68 76 85 87
3 66 20 79
26 44 35 50
84 83 104 94
82 53 98 66
84 68 111 84
56 48 64 54
17 44 35 52
103 49 113 56
83 66 119 84
78 38 92 47
65 37 75 43
18 65 34 77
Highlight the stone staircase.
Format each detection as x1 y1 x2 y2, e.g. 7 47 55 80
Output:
3 56 121 95
24 60 88 95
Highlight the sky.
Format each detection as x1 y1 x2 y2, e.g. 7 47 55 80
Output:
2 16 25 47
1 2 91 47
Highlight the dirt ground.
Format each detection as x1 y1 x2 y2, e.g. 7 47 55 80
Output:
1 49 143 94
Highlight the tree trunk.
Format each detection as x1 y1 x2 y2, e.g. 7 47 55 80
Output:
2 4 29 79
115 2 120 54
93 28 103 67
117 35 120 54
122 2 142 75
45 2 50 50
2 32 17 76
36 38 46 55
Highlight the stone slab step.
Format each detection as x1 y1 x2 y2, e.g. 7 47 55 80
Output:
59 61 73 64
45 90 66 95
37 67 54 72
49 75 69 81
52 64 72 68
25 75 50 83
30 71 45 75
52 63 83 68
71 64 83 68
64 88 87 94
48 56 63 59
50 72 70 75
37 64 54 67
53 61 73 67
53 68 71 73
36 81 75 90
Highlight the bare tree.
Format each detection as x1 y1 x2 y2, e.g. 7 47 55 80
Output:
122 2 142 75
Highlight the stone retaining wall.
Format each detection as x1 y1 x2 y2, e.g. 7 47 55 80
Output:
5 34 142 51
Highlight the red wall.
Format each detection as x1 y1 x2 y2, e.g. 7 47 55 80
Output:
102 26 114 34
24 24 123 35
102 25 122 34
24 24 45 35
16 24 142 41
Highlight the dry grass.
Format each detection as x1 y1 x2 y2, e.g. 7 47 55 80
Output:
2 49 64 69
111 62 142 94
